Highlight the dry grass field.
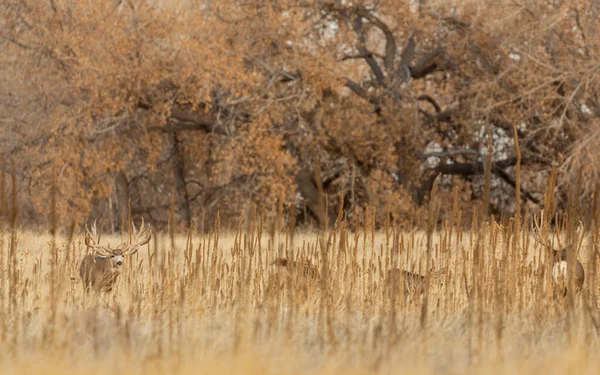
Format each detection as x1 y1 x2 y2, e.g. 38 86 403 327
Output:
0 207 599 375
4 1 600 373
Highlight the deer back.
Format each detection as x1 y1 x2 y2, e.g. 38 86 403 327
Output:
552 248 585 290
386 268 426 295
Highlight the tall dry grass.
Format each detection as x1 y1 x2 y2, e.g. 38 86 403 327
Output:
1 142 600 375
0 198 599 374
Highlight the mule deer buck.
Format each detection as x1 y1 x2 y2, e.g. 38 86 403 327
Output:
386 267 446 301
532 217 585 296
79 219 151 293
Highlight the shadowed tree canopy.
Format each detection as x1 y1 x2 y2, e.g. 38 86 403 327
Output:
2 0 600 230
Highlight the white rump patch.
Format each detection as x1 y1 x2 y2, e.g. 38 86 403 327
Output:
552 261 568 285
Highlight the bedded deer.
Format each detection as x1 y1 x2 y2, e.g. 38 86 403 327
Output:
271 257 320 279
532 219 585 296
386 267 446 300
79 219 151 293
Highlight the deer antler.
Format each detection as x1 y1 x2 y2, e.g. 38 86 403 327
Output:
84 219 98 247
531 213 547 247
532 212 575 252
85 219 111 256
124 217 152 256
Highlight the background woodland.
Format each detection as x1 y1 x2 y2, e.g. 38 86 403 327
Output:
2 0 600 231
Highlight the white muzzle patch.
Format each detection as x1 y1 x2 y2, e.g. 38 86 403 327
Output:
112 255 124 268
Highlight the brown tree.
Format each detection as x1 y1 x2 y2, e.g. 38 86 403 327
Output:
2 0 600 230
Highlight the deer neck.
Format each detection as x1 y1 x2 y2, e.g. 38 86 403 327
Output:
552 249 573 263
93 255 121 275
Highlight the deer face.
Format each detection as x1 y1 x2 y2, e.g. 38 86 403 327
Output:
106 248 125 269
89 242 145 270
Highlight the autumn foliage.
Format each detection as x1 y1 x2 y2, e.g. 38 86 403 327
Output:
2 0 600 230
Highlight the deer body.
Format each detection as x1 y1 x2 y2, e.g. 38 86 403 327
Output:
272 257 319 279
386 267 445 299
386 268 426 296
531 217 585 296
551 248 585 295
79 219 151 293
79 250 124 292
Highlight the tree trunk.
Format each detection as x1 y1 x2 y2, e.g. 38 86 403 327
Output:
114 171 130 232
295 170 337 229
171 133 192 226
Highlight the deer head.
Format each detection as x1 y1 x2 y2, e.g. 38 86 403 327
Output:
85 218 152 270
530 213 583 259
531 213 585 294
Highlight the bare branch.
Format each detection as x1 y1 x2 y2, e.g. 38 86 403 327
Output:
139 102 232 136
339 51 385 62
396 34 416 81
149 122 228 135
428 13 471 29
417 95 441 113
355 7 397 73
345 79 372 102
417 149 479 159
419 108 456 124
417 158 540 205
349 14 385 85
358 46 385 85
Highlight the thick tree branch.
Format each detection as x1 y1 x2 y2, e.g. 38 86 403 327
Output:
171 133 192 224
417 158 540 205
149 122 229 135
294 170 337 228
418 149 479 159
139 101 231 136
